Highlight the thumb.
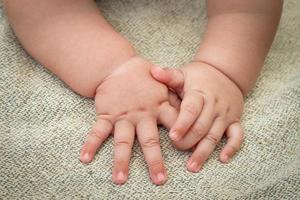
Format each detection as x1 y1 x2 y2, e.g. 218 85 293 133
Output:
150 66 184 92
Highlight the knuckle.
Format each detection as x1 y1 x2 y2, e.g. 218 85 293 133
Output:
182 103 198 116
96 115 113 125
225 106 231 114
214 97 219 104
137 106 146 112
190 123 205 138
89 129 107 141
215 115 228 125
209 96 217 106
205 133 220 145
114 140 131 148
191 88 206 98
141 138 160 148
115 118 133 128
115 111 129 121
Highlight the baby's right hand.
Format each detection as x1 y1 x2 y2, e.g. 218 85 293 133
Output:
80 56 178 185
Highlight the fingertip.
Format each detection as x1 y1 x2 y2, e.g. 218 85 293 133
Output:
169 130 181 141
220 145 237 163
80 143 93 163
151 171 167 185
112 171 128 185
219 153 230 164
112 162 130 185
169 121 189 142
152 66 184 90
80 152 92 164
148 163 168 185
151 66 166 79
186 159 201 173
221 122 243 164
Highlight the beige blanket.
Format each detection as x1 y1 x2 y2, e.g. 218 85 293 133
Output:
0 0 299 199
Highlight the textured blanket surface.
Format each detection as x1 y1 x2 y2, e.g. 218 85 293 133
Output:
0 0 299 199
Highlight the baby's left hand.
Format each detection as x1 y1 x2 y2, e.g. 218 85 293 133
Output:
151 61 244 172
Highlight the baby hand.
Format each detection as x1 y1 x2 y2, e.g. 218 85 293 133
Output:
151 61 244 172
80 57 178 185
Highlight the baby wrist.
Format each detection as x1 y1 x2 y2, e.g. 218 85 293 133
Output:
95 55 151 94
190 59 245 96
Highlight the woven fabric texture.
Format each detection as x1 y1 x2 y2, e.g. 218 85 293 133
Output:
0 0 299 199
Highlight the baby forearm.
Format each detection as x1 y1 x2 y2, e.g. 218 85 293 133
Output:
194 0 283 95
4 0 136 97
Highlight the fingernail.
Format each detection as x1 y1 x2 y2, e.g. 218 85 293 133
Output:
188 161 200 172
222 155 229 163
156 173 166 183
189 162 197 170
116 171 126 183
169 130 179 141
80 153 91 163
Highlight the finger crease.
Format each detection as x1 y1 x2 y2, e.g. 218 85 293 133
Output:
183 104 198 116
115 140 131 147
205 134 220 145
141 139 160 148
90 130 107 141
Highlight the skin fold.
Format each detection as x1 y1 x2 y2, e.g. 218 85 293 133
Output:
4 0 283 184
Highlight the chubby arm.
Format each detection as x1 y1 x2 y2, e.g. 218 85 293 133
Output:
194 0 283 95
4 0 136 97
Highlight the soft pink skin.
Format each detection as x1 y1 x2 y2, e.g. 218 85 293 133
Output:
4 0 136 98
151 62 244 172
4 0 178 185
197 0 283 96
4 0 283 184
80 57 179 185
151 0 282 172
